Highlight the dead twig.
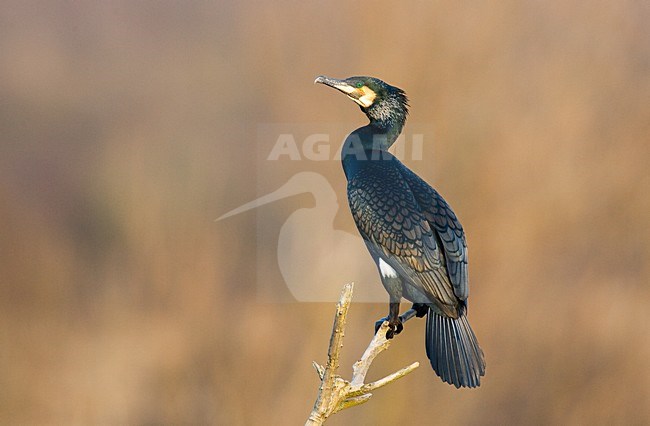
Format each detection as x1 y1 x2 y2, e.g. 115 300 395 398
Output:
305 283 419 425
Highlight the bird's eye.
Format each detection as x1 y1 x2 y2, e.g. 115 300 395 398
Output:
356 82 364 88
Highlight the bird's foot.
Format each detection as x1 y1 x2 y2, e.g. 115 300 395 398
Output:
374 316 403 338
386 316 403 339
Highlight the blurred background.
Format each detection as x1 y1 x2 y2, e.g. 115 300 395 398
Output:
1 1 649 424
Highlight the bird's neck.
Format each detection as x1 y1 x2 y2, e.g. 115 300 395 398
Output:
340 98 407 179
340 122 402 181
364 95 408 146
342 116 404 152
368 120 405 148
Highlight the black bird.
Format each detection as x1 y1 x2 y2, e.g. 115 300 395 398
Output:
315 75 486 388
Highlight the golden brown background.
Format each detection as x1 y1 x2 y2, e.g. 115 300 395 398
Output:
1 1 649 424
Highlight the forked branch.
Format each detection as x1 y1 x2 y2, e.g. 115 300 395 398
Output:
305 283 419 425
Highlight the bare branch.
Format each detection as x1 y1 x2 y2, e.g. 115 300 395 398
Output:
324 283 353 379
312 362 325 380
305 283 419 425
354 362 420 395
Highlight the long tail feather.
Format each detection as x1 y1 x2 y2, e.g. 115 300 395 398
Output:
425 307 486 388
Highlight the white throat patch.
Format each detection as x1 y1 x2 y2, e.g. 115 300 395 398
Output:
333 84 376 108
356 86 376 108
379 258 398 278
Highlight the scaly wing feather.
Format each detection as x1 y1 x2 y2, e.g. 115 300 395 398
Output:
347 156 458 308
397 163 469 300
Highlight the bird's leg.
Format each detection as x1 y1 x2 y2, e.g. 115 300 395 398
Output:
399 308 417 323
395 303 428 325
374 304 422 335
385 301 403 339
374 276 405 337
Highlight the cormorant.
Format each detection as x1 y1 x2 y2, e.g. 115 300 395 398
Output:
315 75 486 388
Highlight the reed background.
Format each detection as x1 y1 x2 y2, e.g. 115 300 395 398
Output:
1 1 649 424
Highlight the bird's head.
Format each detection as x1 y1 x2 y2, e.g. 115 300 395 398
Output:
314 75 409 130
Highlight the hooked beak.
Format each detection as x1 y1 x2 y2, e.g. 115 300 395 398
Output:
315 75 360 97
314 75 375 108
